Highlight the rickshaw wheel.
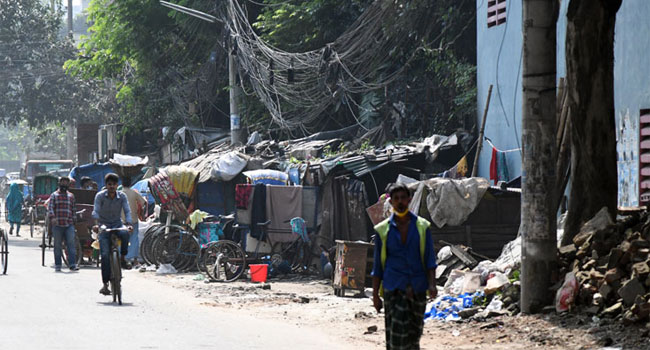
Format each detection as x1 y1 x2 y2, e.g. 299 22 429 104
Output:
0 228 8 274
29 209 35 238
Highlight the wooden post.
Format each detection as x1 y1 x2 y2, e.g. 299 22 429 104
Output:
471 84 493 177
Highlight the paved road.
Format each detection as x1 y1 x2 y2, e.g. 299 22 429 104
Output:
0 234 352 349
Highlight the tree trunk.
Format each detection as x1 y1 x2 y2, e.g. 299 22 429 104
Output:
562 0 621 246
520 0 558 314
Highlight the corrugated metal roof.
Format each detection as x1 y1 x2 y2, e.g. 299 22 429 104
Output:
179 143 232 183
340 148 418 177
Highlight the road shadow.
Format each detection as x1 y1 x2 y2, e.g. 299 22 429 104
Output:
6 238 42 249
96 301 135 307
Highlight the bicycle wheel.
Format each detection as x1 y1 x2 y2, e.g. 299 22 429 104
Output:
0 229 7 274
154 231 200 272
150 225 183 266
178 233 200 272
110 250 122 305
41 226 46 266
209 240 246 282
199 241 221 280
29 209 35 238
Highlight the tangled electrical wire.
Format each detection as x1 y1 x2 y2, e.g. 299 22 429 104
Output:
224 0 437 135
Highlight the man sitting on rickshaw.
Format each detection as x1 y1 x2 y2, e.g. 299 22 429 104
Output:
92 173 133 296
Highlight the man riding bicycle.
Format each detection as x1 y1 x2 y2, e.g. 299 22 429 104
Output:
92 173 133 296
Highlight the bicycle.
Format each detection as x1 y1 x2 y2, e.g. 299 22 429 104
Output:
269 218 333 274
98 226 128 305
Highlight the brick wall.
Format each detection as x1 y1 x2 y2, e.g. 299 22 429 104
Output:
77 123 99 165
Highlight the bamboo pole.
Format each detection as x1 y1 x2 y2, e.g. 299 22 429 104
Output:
471 84 493 177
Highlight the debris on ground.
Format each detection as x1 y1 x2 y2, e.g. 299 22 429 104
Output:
557 207 650 324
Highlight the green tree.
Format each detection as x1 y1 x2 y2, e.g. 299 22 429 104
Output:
0 0 104 127
65 0 230 135
0 122 68 160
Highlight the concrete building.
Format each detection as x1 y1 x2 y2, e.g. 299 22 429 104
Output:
476 0 650 207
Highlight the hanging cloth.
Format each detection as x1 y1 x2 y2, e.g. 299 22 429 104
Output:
456 156 468 178
496 151 510 183
489 147 498 185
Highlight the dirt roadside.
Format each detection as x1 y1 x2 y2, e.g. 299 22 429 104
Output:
139 271 650 350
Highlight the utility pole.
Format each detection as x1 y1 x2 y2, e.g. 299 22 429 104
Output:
520 0 558 313
229 46 242 146
159 1 241 146
66 0 76 162
67 0 73 37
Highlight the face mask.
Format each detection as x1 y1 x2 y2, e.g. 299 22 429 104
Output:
59 185 68 192
393 208 409 218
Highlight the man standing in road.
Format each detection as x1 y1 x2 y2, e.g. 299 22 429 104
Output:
121 177 146 266
92 173 133 296
48 177 78 272
371 183 437 350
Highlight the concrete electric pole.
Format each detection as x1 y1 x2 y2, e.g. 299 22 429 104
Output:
520 0 558 313
67 0 73 37
229 46 242 146
159 1 242 146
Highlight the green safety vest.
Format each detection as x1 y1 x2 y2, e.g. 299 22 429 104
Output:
374 215 431 297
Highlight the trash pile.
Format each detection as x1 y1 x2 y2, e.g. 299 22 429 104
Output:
557 207 650 324
426 243 523 322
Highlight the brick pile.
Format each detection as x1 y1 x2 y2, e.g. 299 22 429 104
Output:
558 208 650 324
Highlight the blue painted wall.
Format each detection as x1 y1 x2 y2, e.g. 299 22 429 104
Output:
614 0 650 207
477 0 648 207
476 0 524 183
476 0 569 183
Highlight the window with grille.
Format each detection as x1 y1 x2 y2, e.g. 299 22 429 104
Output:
488 0 507 28
640 109 650 204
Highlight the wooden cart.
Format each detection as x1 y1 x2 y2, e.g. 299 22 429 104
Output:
332 240 373 297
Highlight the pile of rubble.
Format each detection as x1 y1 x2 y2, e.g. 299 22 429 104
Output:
426 243 522 322
558 207 650 324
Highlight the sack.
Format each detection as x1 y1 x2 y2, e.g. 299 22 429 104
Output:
156 263 177 275
211 152 247 181
555 272 579 312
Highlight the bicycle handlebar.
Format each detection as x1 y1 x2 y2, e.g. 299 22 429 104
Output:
99 226 130 232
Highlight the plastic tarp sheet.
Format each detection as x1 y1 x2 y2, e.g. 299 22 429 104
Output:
196 180 231 217
425 177 489 228
243 170 289 185
132 179 156 209
111 153 148 166
210 152 247 182
69 163 114 189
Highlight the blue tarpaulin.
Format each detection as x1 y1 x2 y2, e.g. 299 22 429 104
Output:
69 163 115 189
197 180 229 217
132 179 156 214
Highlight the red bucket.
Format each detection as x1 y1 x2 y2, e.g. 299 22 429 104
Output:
249 264 268 283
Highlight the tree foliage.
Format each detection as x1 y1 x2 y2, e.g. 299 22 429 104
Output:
64 0 477 140
65 0 230 134
0 122 68 160
0 0 105 127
